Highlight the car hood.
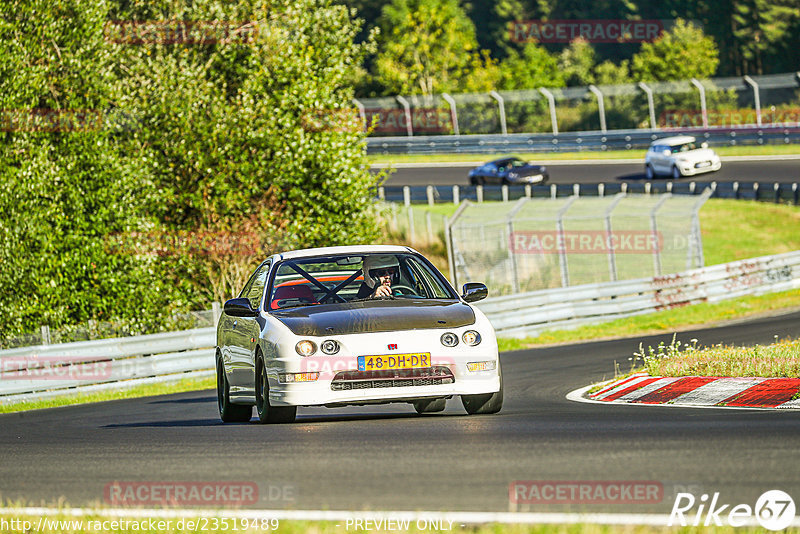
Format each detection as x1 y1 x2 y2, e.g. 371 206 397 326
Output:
271 299 475 336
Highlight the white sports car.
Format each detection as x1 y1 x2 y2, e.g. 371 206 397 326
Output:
215 245 502 423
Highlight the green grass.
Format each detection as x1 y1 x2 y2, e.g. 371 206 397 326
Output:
633 336 800 378
496 288 800 352
0 375 214 414
368 143 800 165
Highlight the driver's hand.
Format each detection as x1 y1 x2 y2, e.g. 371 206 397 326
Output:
373 284 391 298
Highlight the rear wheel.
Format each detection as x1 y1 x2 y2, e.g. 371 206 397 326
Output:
461 364 503 415
645 164 655 180
413 397 446 414
255 356 296 424
217 357 252 423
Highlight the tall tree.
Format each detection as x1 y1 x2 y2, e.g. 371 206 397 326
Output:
374 0 482 95
631 18 719 81
732 0 800 74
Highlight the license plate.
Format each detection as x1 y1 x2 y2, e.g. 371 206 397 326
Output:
357 353 431 371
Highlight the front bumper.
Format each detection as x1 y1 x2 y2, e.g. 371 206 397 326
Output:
679 160 721 176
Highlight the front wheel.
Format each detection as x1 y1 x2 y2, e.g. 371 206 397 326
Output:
645 164 655 180
671 165 682 179
217 358 252 423
461 365 503 415
255 357 296 424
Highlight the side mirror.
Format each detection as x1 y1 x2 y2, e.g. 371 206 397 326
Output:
224 297 259 317
462 282 488 303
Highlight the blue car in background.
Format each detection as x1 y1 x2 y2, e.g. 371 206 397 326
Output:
468 157 549 186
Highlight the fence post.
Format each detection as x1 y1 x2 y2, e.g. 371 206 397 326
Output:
212 302 221 327
733 181 739 199
378 186 385 201
598 183 605 197
753 182 760 200
556 196 578 287
650 194 671 276
395 95 413 137
403 185 411 207
638 82 657 130
477 185 484 203
690 78 708 128
441 93 459 135
452 185 460 205
426 185 435 206
743 75 762 127
426 211 434 242
774 182 780 203
407 206 416 242
794 183 798 205
524 184 532 198
589 85 607 133
502 184 509 202
489 91 508 135
573 183 580 196
666 181 673 193
539 88 558 135
41 325 51 345
550 183 557 199
352 98 367 132
604 193 626 282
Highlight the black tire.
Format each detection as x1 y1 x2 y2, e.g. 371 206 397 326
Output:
413 397 446 414
671 165 681 179
217 357 252 423
469 175 478 186
461 364 503 415
645 164 654 180
255 356 296 424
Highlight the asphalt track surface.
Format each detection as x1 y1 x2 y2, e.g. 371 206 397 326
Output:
2 311 800 514
382 159 800 186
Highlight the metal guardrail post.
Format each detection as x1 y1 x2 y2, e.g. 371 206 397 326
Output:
41 325 51 346
452 185 460 204
489 91 508 135
407 206 416 242
352 98 367 132
638 82 657 130
395 95 413 136
604 193 626 282
743 75 762 127
690 78 708 128
649 194 671 276
539 88 558 135
555 196 578 287
506 198 529 294
589 85 607 133
690 188 713 268
446 200 472 288
211 301 221 328
441 93 459 135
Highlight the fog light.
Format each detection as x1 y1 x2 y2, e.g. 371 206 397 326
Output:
280 372 320 383
440 332 459 347
295 340 317 357
467 361 496 372
462 330 481 346
321 339 340 355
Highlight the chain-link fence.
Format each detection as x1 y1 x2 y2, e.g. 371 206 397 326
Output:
357 72 800 136
446 191 711 296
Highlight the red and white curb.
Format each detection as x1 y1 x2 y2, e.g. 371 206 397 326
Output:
568 373 800 409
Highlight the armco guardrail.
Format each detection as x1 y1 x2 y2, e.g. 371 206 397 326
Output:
368 126 800 155
0 328 216 404
2 251 798 403
476 250 800 338
380 181 800 205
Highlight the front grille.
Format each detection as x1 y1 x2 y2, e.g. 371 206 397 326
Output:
331 366 454 391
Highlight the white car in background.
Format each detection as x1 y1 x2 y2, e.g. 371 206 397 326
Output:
645 135 721 179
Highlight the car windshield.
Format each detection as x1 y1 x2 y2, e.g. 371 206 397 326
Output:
669 141 698 153
268 253 457 310
509 159 527 167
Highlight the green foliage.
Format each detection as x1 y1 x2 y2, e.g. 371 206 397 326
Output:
631 19 719 82
0 0 383 338
558 38 597 86
500 42 564 90
374 0 485 95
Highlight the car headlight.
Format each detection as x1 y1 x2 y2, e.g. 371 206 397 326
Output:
295 340 317 357
440 332 459 347
321 339 339 355
508 172 518 179
462 330 481 346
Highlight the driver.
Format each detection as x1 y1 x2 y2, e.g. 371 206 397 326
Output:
357 255 399 299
